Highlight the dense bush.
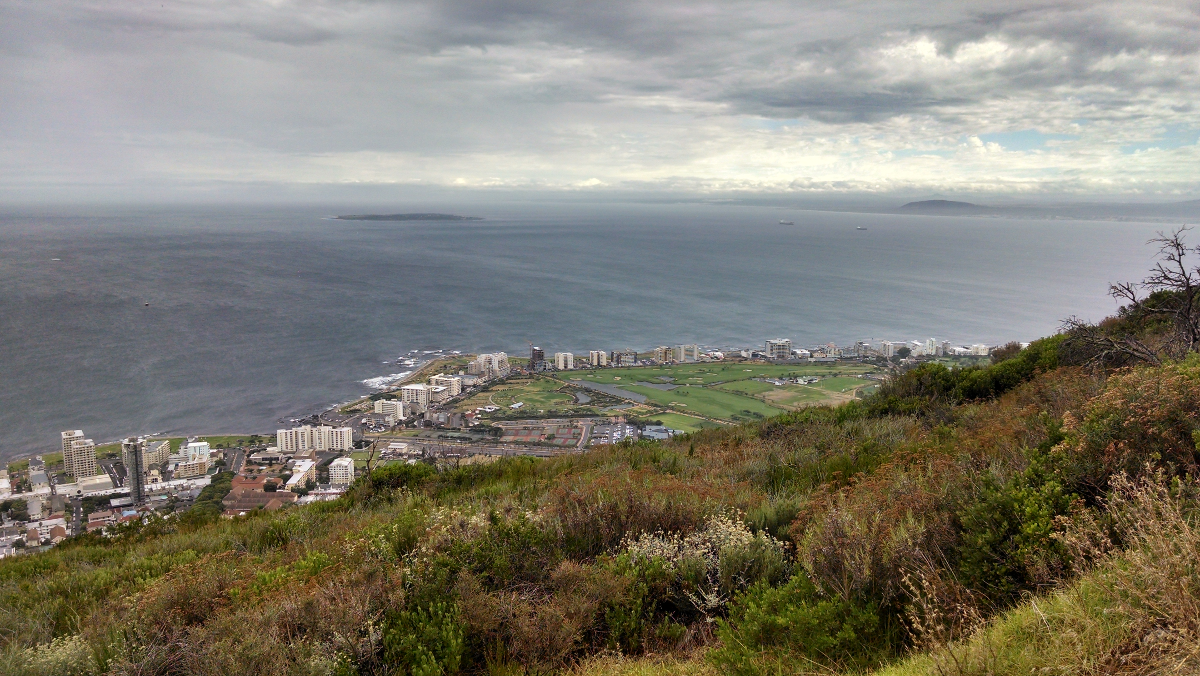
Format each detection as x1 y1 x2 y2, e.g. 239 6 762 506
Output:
381 601 464 676
957 424 1077 602
710 573 893 674
867 335 1063 416
1060 357 1200 489
345 462 435 505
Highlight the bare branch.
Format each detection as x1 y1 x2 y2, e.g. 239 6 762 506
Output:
1060 317 1161 368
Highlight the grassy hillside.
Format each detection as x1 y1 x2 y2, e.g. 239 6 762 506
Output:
5 332 1200 674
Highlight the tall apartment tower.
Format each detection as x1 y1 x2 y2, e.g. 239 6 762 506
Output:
61 430 98 478
588 350 608 367
765 339 793 360
674 344 699 363
554 352 574 370
123 437 146 505
530 346 545 369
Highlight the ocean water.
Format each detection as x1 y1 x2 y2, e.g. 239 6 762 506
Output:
0 202 1168 458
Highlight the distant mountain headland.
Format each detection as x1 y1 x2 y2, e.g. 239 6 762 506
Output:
891 198 1200 221
898 200 993 214
334 213 483 221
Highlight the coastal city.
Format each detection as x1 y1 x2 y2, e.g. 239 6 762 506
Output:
0 335 1001 558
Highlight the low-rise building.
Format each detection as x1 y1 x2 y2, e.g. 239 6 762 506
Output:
172 458 209 479
29 471 48 490
286 460 317 490
221 486 298 516
248 448 285 464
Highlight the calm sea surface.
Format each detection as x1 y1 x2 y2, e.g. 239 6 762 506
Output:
0 202 1167 457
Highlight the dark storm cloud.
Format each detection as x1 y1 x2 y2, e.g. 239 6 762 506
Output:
1 0 1198 196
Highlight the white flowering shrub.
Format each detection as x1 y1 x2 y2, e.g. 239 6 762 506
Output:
17 635 96 676
621 513 792 617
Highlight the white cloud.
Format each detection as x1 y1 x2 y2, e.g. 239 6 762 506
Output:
1 0 1198 199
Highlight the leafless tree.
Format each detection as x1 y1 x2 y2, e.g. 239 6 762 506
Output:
1060 316 1161 367
1109 226 1200 357
1062 227 1200 367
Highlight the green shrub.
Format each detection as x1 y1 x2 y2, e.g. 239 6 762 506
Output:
346 462 435 504
867 336 1063 416
382 601 465 676
710 573 893 674
957 424 1076 602
450 514 562 590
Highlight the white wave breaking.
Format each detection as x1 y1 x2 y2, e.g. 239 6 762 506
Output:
361 370 412 389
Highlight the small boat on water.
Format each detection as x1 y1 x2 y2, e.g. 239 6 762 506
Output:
779 220 795 225
856 226 867 230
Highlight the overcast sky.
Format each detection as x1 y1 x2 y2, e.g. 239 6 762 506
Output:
2 0 1199 201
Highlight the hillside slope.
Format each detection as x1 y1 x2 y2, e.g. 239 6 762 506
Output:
3 341 1200 675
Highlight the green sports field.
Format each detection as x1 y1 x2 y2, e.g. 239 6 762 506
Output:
457 376 585 414
563 362 876 386
554 360 882 424
617 384 783 421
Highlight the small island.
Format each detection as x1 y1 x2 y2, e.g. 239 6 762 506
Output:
333 213 483 222
897 199 992 214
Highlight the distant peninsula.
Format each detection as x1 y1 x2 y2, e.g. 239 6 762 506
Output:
334 213 483 222
897 199 991 213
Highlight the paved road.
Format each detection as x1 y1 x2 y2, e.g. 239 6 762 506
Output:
229 449 246 475
70 498 82 536
364 435 571 459
99 458 125 488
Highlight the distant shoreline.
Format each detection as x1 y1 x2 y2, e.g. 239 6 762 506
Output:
333 213 483 222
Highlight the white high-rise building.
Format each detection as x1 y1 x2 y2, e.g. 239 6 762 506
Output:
185 441 211 462
276 425 355 453
468 352 511 380
61 430 84 456
374 399 407 422
554 352 574 370
674 344 699 363
429 374 463 396
588 350 608 367
61 430 98 478
400 383 433 410
329 457 355 486
765 339 793 360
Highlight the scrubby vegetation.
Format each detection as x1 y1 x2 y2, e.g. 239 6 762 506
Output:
7 241 1200 675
